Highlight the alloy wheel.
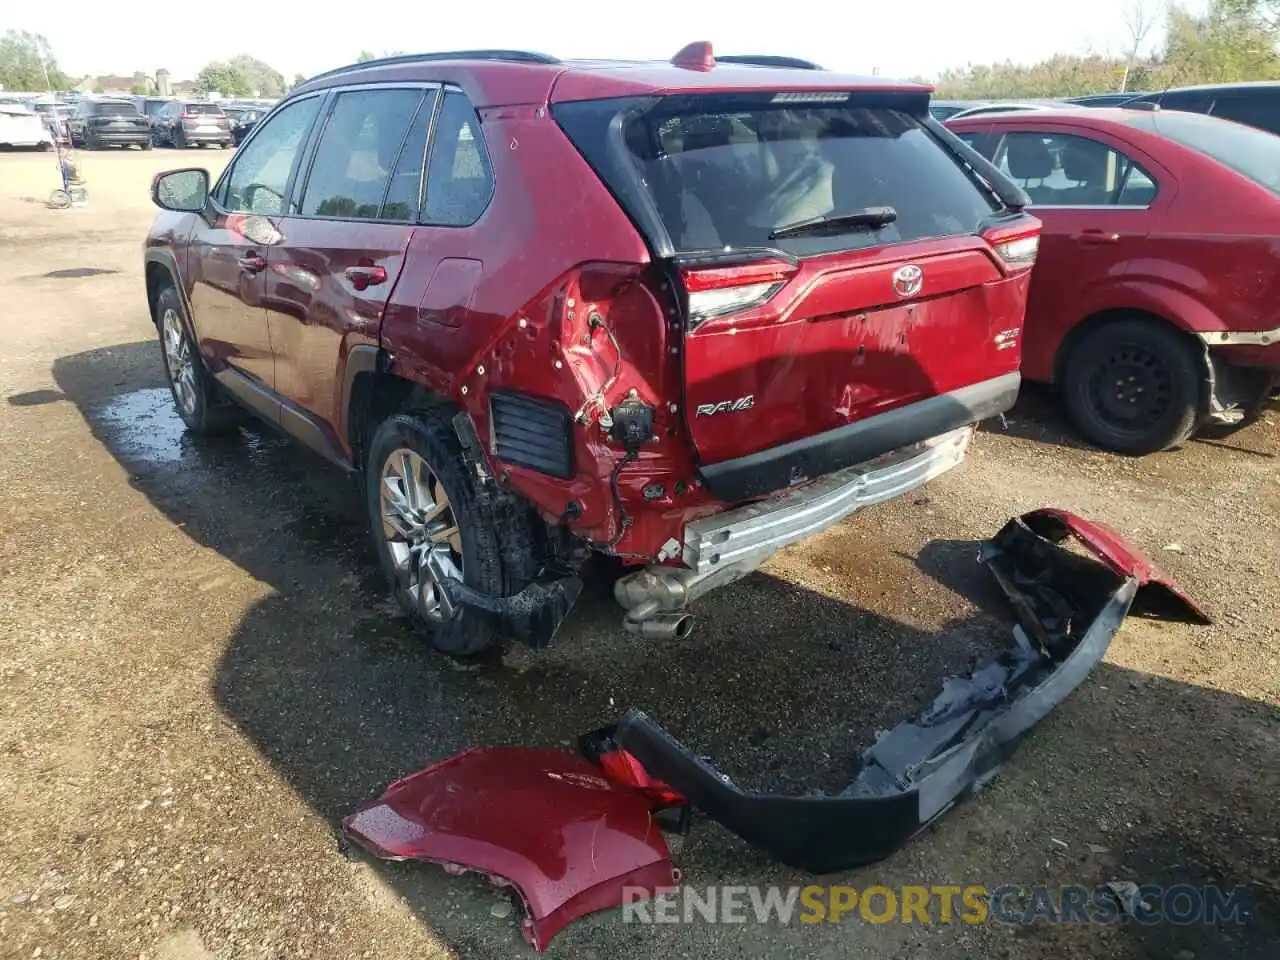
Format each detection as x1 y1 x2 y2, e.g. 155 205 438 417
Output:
380 448 464 623
161 308 198 418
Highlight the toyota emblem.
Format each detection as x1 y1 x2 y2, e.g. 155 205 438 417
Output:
892 264 923 298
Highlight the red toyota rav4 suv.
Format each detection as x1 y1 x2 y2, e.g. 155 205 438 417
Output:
144 45 1039 654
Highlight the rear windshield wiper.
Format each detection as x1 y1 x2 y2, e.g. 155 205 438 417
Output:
769 206 897 241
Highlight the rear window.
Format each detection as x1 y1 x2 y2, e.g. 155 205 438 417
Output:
555 94 999 257
91 101 139 116
143 100 171 116
183 103 224 116
1121 110 1280 194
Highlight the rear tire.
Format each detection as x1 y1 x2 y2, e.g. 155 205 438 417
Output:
154 286 243 435
366 411 507 656
1061 318 1202 455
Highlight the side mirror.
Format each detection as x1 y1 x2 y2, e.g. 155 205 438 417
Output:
151 168 209 213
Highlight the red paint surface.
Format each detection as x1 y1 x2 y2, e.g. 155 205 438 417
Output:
948 110 1280 382
342 747 676 951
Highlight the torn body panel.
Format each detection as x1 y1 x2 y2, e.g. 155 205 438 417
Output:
342 747 676 951
610 510 1207 873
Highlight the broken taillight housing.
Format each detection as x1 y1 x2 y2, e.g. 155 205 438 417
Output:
679 257 798 327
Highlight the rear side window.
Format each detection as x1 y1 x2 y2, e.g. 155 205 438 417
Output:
423 91 495 226
556 95 999 257
91 101 138 116
300 88 429 221
1122 109 1280 195
993 132 1157 207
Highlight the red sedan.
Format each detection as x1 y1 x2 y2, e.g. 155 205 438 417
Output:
949 107 1280 453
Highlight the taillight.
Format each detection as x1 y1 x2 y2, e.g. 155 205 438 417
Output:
982 217 1041 274
679 257 797 326
994 234 1039 269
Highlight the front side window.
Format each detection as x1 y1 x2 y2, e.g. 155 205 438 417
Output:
994 132 1158 207
299 88 429 221
423 90 495 226
221 96 321 215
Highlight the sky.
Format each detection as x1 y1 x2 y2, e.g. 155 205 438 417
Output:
8 0 1211 84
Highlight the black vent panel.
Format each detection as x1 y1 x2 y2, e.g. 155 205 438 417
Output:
490 392 575 479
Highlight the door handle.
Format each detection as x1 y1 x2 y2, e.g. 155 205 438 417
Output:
344 264 387 291
238 254 267 273
1076 229 1120 245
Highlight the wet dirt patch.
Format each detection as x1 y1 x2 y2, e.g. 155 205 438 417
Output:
6 389 66 406
40 267 121 279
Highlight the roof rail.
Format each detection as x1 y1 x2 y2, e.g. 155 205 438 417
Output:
717 55 824 70
306 50 561 84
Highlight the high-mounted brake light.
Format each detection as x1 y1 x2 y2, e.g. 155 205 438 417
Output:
771 91 849 104
679 258 797 326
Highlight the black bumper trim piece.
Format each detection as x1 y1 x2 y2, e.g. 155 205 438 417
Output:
698 372 1021 501
612 514 1149 873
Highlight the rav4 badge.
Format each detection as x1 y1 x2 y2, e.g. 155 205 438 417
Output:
696 396 755 417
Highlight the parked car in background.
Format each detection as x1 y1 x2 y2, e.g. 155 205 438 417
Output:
221 103 263 145
32 100 72 142
948 108 1280 453
929 99 983 120
137 96 176 141
1123 81 1280 136
0 103 53 149
1066 92 1149 107
948 101 1065 120
69 98 151 149
143 46 1038 653
153 101 233 148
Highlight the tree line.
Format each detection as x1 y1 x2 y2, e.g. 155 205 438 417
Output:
936 0 1280 99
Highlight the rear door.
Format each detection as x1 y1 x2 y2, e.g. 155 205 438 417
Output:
188 95 324 393
264 85 435 441
607 95 1021 464
986 124 1169 381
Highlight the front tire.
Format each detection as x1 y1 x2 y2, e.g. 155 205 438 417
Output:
366 411 506 656
1061 318 1202 455
155 286 242 435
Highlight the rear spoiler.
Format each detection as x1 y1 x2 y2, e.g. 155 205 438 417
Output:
924 116 1030 212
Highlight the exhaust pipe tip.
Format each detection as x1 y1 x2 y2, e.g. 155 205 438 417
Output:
624 613 695 641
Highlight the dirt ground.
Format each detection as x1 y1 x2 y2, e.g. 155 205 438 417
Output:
0 147 1277 960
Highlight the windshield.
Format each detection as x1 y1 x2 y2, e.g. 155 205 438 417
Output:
1121 109 1280 194
557 94 999 257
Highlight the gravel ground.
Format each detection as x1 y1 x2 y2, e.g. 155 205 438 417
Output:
0 149 1277 960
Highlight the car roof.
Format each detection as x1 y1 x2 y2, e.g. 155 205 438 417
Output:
1149 80 1280 95
292 46 931 109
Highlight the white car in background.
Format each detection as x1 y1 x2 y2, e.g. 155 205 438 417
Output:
0 104 54 149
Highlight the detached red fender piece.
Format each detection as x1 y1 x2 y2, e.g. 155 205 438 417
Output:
608 509 1209 873
342 747 676 951
1019 508 1211 624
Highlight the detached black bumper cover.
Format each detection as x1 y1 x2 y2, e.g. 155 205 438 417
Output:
613 509 1208 873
